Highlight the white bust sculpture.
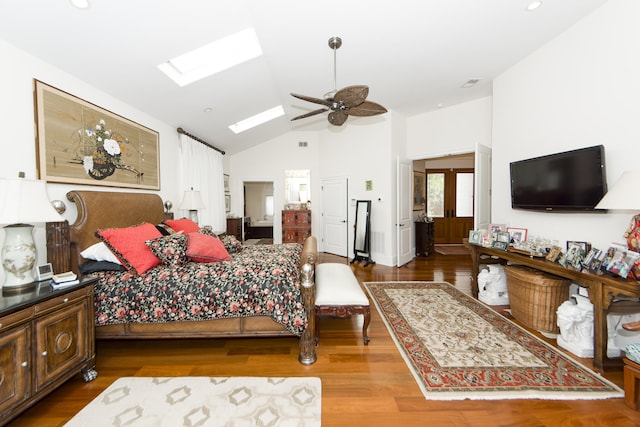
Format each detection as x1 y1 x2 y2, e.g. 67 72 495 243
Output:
478 264 509 305
557 296 593 346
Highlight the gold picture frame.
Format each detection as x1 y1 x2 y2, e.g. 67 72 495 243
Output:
413 171 426 211
34 80 160 190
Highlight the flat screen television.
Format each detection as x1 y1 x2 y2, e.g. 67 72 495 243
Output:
510 145 607 211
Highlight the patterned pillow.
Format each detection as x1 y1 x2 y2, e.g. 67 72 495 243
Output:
163 218 200 234
186 233 231 263
96 223 163 275
145 233 188 267
219 234 243 254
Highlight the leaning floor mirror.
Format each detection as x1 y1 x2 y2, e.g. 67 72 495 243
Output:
352 200 374 266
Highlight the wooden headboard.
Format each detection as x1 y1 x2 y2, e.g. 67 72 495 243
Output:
67 190 166 274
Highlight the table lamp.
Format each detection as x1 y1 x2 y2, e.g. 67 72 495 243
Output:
595 171 640 251
0 174 64 288
179 188 205 224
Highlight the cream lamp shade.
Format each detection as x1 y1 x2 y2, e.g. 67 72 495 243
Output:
0 176 64 287
594 171 640 210
179 189 205 224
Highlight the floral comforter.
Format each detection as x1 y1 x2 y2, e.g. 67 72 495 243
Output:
89 243 307 335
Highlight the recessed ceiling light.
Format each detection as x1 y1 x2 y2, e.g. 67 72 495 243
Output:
158 28 262 87
70 0 90 9
203 107 212 113
526 1 543 11
229 106 284 134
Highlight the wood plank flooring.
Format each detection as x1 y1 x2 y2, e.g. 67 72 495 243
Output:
8 252 640 426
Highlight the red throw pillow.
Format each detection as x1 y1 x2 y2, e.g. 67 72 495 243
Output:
186 232 231 263
164 218 201 234
96 223 163 274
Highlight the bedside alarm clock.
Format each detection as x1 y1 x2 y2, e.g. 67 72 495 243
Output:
36 263 54 281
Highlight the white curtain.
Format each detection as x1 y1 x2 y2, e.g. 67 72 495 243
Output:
180 134 226 233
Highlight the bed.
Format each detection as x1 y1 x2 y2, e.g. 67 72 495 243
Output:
66 190 318 364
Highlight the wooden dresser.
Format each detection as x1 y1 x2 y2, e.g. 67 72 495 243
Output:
415 221 435 256
282 210 311 243
226 217 250 241
0 279 97 426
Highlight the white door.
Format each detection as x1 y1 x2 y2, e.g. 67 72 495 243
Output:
321 177 348 257
397 159 413 266
474 143 492 230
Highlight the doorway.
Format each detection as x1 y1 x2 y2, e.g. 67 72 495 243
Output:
426 168 474 244
243 181 274 241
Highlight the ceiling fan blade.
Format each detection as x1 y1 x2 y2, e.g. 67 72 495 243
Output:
334 85 369 108
346 100 388 117
328 111 348 126
291 108 329 121
290 93 332 107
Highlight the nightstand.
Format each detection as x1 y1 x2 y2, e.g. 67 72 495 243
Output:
0 277 97 426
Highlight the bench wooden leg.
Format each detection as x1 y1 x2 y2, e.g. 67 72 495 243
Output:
363 306 371 345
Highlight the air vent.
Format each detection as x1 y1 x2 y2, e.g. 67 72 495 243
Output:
461 79 480 88
298 141 308 147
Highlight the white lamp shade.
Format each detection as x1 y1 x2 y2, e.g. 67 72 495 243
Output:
595 171 640 211
0 177 64 225
179 190 206 210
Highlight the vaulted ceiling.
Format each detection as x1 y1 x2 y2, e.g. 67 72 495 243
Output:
0 0 609 154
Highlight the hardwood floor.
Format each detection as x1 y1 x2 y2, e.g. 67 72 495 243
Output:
9 252 640 426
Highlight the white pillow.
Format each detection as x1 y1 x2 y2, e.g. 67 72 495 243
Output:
80 242 122 264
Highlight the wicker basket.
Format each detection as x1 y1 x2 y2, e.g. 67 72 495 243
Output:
504 265 570 334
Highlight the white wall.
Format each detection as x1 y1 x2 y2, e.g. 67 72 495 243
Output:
492 0 640 250
318 116 396 265
0 39 181 281
228 131 321 243
406 96 492 160
229 115 398 265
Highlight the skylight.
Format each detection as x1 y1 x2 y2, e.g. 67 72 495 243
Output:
158 28 262 87
229 106 284 134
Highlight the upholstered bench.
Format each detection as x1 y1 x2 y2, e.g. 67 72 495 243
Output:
315 263 370 344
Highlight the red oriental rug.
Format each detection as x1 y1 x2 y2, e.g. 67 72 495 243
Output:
364 281 623 400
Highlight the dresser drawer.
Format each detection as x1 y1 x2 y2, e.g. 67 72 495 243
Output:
34 287 89 315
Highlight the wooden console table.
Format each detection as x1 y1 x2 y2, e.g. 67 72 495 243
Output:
466 242 640 373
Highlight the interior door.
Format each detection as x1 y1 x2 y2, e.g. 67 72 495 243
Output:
474 143 492 230
321 177 348 257
427 168 474 244
397 159 413 266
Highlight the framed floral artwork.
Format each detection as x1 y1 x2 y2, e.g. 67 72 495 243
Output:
413 171 426 211
34 80 160 190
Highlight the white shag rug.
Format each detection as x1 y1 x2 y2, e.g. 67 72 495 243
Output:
65 376 321 427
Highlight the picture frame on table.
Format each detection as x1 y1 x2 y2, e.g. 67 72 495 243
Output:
468 230 482 245
489 224 507 237
565 242 586 270
496 231 511 244
492 240 508 251
546 245 562 263
583 248 601 271
566 240 591 253
34 80 160 190
507 227 528 244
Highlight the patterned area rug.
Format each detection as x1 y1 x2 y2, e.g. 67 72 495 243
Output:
364 281 624 400
65 377 321 426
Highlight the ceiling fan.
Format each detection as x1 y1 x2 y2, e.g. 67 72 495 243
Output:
290 36 387 126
